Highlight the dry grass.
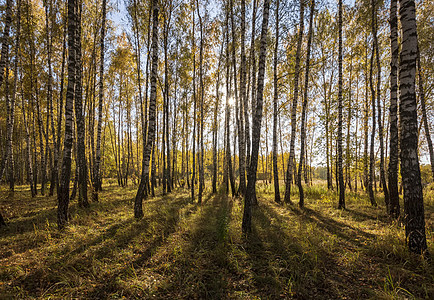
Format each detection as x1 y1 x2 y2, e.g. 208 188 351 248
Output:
0 182 433 299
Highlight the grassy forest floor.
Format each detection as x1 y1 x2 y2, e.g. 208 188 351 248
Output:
0 181 433 299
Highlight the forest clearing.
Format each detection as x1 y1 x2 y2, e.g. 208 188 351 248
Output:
1 182 433 299
1 0 434 298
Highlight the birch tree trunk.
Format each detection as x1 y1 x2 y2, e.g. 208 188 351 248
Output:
298 0 315 208
272 0 281 204
337 0 345 209
0 0 12 88
93 0 107 201
372 0 389 210
363 33 369 191
368 28 377 207
197 0 205 203
247 0 258 170
134 0 159 218
388 0 400 218
0 0 16 190
224 6 236 197
44 0 57 196
8 0 22 191
398 0 428 255
27 5 47 196
284 0 304 204
417 50 434 182
213 27 225 194
56 6 67 196
241 0 249 191
163 4 173 194
74 1 89 207
345 56 353 192
20 61 35 197
191 4 197 202
242 0 270 234
58 0 78 228
238 0 247 196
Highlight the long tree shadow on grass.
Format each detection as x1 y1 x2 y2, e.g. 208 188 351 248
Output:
0 184 134 239
132 193 234 299
245 204 332 299
2 191 197 298
82 193 202 299
286 205 377 248
344 207 390 223
244 201 381 299
0 189 140 259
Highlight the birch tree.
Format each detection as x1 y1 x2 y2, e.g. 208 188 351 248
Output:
284 0 304 204
388 0 400 218
398 0 428 255
242 0 270 233
134 0 159 218
58 0 78 228
298 0 315 208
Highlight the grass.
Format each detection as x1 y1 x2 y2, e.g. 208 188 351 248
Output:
0 181 433 299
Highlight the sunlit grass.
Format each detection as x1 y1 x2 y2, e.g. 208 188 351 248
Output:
0 181 433 299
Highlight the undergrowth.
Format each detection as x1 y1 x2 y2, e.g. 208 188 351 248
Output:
0 182 432 299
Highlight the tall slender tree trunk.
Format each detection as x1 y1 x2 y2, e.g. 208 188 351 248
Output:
298 0 315 208
7 0 21 191
223 22 230 195
171 69 178 188
372 0 389 209
398 0 428 255
248 0 258 205
388 0 400 218
272 0 281 204
247 0 258 170
417 50 434 182
93 0 107 201
345 57 353 191
56 5 67 195
142 5 153 194
58 0 78 228
29 11 46 196
197 1 205 203
185 101 190 189
236 0 247 196
0 0 16 190
224 7 236 197
151 140 156 197
184 92 189 189
368 22 377 206
74 1 89 207
337 0 345 209
162 37 167 193
284 0 304 204
163 5 172 194
213 28 225 194
191 4 197 202
0 0 11 88
134 0 159 218
44 0 57 196
241 0 249 190
363 33 369 191
354 77 360 192
325 95 332 190
229 0 244 197
20 61 35 197
242 0 270 234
